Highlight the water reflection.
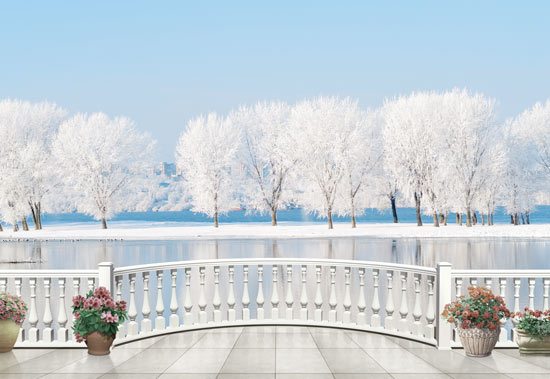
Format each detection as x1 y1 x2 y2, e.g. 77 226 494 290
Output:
0 237 549 270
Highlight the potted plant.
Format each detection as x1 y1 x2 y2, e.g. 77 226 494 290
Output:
0 292 27 353
511 307 550 354
72 287 127 355
442 286 510 357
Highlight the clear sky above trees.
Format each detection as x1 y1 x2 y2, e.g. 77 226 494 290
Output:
1 1 549 160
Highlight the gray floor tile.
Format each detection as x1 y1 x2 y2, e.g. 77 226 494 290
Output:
276 348 331 373
320 348 385 373
1 349 87 374
276 333 317 348
407 349 497 374
234 333 276 348
107 348 187 373
0 374 47 379
164 348 231 373
346 332 402 348
115 336 165 349
448 374 508 379
240 326 276 334
193 332 240 349
42 375 101 379
276 326 310 334
54 348 143 374
391 375 452 379
218 375 275 379
0 349 53 371
101 375 160 379
364 348 442 373
311 331 359 348
220 348 275 373
148 331 205 349
333 374 393 379
454 349 550 373
277 375 334 379
158 375 217 379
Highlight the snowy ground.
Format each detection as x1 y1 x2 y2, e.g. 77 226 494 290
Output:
2 222 550 240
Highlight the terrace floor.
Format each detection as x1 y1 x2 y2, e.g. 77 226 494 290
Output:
1 326 549 378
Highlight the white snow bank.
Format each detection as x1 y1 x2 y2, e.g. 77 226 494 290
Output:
2 222 550 241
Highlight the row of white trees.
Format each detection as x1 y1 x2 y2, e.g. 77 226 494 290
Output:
0 89 549 230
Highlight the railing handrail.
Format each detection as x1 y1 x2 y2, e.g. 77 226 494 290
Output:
451 269 550 278
112 257 438 276
0 269 98 278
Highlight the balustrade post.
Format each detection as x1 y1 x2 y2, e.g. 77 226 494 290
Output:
370 269 381 327
484 277 493 290
271 266 280 319
528 278 536 309
127 274 138 335
15 277 24 342
227 266 236 322
314 265 323 322
42 278 53 342
328 266 337 323
28 277 39 342
184 268 193 325
285 265 294 320
155 270 166 330
425 275 435 340
436 262 452 350
384 270 395 330
87 277 96 292
98 262 114 292
257 266 265 320
300 265 308 321
141 272 152 333
170 269 180 328
115 276 126 338
412 274 423 336
469 277 478 288
57 278 68 342
198 267 207 323
544 278 550 310
242 266 250 321
343 267 352 324
513 278 521 313
357 268 367 325
0 277 6 292
213 266 222 323
498 278 508 343
398 272 409 333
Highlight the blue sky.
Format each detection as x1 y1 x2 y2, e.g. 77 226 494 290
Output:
1 1 549 160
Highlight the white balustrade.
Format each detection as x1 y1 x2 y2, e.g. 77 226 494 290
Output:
343 267 352 324
227 266 236 322
57 278 68 342
257 265 265 320
28 277 39 342
398 272 409 333
328 266 337 323
314 265 323 322
299 265 308 321
528 278 536 309
271 266 279 319
412 274 422 336
370 269 380 327
425 275 435 340
285 265 294 320
183 267 193 325
213 266 221 323
357 268 367 325
141 272 152 333
384 270 395 330
544 278 550 310
198 267 207 324
242 266 250 321
169 269 179 328
127 274 138 335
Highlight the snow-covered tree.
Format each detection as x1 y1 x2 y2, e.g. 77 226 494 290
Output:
0 99 66 230
176 113 240 227
441 89 498 227
230 101 295 225
52 113 155 229
290 96 361 229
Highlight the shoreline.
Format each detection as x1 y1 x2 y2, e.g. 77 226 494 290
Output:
1 222 550 241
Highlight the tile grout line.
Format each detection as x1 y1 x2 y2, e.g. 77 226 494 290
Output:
307 327 336 379
157 330 207 376
216 326 244 377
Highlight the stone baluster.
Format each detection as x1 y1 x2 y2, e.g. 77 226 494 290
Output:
15 277 24 342
242 266 250 321
227 266 236 322
543 278 550 310
0 277 6 292
425 275 435 340
469 277 478 288
455 277 463 298
384 270 395 330
213 266 222 323
28 277 39 342
257 266 265 320
371 269 381 327
285 265 294 320
484 277 493 290
300 265 308 321
343 267 352 324
411 274 422 336
183 268 193 325
314 265 323 322
513 278 521 313
42 278 53 342
271 266 280 319
528 278 536 309
398 272 409 333
155 270 166 330
328 266 337 323
198 267 207 323
87 277 95 292
57 278 68 342
498 278 508 343
170 269 179 328
357 268 367 325
114 276 126 339
141 272 152 333
127 273 138 335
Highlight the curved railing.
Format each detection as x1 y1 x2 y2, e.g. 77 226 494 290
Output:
1 259 549 349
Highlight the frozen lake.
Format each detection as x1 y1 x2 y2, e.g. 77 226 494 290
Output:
1 236 549 270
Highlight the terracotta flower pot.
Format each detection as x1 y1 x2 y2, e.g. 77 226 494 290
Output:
85 331 115 355
456 326 500 357
516 329 550 354
0 319 21 353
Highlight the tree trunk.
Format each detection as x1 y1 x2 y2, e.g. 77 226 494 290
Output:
481 213 485 226
351 198 356 228
439 213 445 225
432 212 439 227
514 213 519 225
13 222 19 232
510 215 514 224
414 192 422 226
466 207 472 227
271 208 277 226
444 211 448 226
473 212 478 225
214 211 219 228
526 212 530 224
390 195 398 223
0 223 3 231
489 213 494 226
101 218 107 229
21 218 29 231
327 208 334 229
456 213 460 224
36 202 42 229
